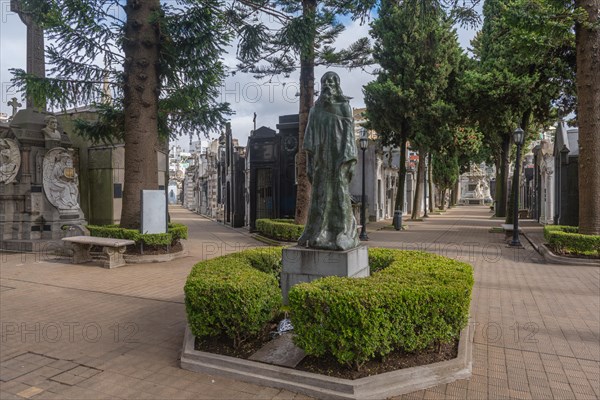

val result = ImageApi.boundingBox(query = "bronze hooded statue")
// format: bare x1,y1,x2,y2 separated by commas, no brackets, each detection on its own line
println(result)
298,71,359,251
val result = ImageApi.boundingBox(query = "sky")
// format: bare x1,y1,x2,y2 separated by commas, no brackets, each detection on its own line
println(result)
0,5,479,149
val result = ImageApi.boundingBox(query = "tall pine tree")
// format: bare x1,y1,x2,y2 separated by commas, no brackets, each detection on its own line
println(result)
11,0,231,228
465,0,575,219
364,0,463,219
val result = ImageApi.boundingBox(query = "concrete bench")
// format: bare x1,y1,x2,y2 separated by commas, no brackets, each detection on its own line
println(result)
500,224,522,241
62,236,135,268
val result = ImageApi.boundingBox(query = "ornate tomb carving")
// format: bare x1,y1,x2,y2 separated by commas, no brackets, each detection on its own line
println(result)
0,138,20,184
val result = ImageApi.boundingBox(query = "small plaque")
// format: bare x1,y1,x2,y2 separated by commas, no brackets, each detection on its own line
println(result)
248,334,305,368
141,190,167,234
113,183,122,198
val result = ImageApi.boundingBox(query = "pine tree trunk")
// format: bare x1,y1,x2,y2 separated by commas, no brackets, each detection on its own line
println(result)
451,178,459,206
294,0,316,225
428,155,434,213
394,132,407,212
411,152,425,219
440,188,446,210
120,0,161,229
576,0,600,235
495,134,511,218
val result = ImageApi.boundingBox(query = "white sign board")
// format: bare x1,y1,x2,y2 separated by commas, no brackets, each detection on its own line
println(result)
141,190,167,234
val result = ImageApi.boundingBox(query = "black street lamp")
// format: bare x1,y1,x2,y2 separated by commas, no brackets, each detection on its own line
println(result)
510,127,525,247
359,133,369,241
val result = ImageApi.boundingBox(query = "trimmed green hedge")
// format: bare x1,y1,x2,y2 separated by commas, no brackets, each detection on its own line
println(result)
256,219,304,242
183,246,474,368
544,225,600,256
184,247,283,347
289,250,474,369
87,223,188,247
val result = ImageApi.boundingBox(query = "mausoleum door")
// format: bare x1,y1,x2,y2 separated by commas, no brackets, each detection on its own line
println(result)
256,168,274,220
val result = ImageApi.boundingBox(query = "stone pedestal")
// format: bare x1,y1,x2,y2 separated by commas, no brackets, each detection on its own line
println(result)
281,245,369,303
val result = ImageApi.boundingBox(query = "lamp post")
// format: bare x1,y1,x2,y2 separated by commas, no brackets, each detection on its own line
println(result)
510,127,525,247
359,133,369,241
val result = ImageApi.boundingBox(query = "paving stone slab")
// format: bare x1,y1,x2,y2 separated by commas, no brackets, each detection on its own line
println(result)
16,386,44,398
32,367,63,379
12,353,57,367
68,365,101,379
47,360,78,371
0,367,31,382
0,360,41,382
49,371,88,386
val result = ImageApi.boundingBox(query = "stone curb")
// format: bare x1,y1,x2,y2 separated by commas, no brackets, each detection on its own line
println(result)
180,324,472,400
123,245,189,264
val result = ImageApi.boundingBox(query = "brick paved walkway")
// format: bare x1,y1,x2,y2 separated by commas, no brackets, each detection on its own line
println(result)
368,206,599,400
1,205,598,399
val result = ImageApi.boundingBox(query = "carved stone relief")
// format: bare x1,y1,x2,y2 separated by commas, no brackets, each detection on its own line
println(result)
0,138,21,184
42,147,81,213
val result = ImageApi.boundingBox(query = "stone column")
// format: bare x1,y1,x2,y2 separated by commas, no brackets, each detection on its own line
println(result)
11,0,46,110
546,170,554,225
540,169,547,223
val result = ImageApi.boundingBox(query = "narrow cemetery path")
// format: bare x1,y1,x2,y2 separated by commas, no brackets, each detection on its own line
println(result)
0,206,263,304
369,206,600,400
0,207,286,400
0,205,598,400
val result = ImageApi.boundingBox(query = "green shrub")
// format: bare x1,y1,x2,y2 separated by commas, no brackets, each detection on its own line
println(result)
544,225,579,235
367,248,398,272
256,219,304,242
168,223,189,241
289,250,474,369
184,246,474,368
87,223,188,247
184,247,283,347
229,246,283,277
544,225,600,256
87,225,140,241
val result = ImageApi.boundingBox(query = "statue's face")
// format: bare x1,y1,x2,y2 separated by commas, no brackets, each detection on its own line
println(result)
321,73,340,102
47,118,58,130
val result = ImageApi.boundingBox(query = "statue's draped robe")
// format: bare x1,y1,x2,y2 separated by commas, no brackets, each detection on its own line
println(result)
298,101,359,250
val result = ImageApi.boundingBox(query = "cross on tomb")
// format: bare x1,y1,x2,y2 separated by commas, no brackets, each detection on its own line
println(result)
7,97,22,117
10,0,46,110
